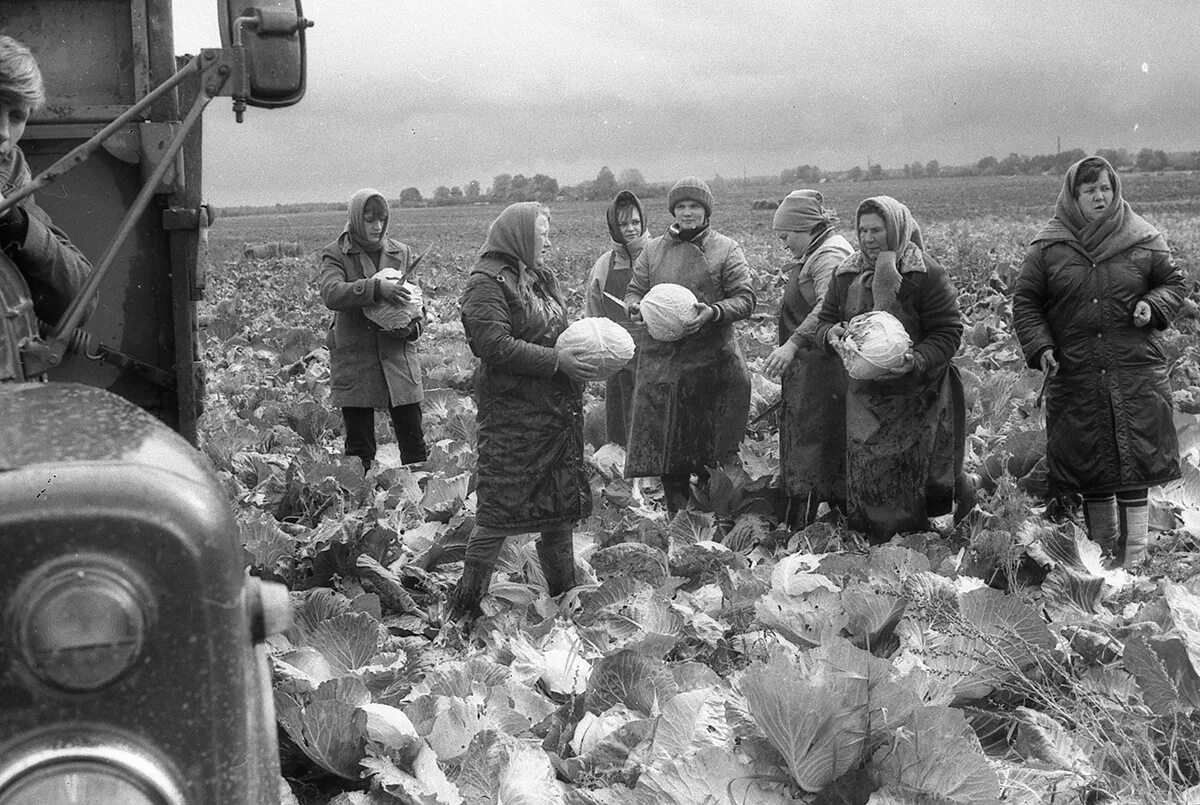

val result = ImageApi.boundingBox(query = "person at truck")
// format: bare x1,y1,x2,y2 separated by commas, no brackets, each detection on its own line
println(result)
761,190,854,528
449,201,597,625
623,176,756,517
318,188,427,471
814,196,966,543
0,34,95,357
583,189,649,446
1012,155,1185,568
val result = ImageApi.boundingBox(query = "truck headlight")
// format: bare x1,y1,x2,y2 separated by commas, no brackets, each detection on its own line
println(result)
0,743,186,805
8,557,151,692
0,761,159,805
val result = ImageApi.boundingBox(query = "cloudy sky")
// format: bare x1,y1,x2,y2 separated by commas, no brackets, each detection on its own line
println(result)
173,0,1199,206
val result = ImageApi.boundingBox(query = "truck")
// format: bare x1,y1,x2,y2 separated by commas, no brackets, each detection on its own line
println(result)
0,2,312,803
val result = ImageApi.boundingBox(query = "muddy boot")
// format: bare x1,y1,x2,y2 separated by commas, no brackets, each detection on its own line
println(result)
662,474,691,519
449,558,491,622
536,528,577,597
1118,496,1150,568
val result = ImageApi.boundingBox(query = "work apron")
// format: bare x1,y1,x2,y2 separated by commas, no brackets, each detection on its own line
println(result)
779,339,847,501
625,240,751,477
598,256,640,447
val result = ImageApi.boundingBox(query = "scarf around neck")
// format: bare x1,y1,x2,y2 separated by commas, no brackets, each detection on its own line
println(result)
0,147,31,197
842,195,926,312
342,188,389,253
668,221,709,243
1032,156,1165,263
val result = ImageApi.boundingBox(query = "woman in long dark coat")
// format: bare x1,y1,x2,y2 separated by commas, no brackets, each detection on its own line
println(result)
319,189,427,470
452,201,597,621
814,196,964,543
1013,155,1185,567
584,190,649,446
624,177,755,516
762,190,854,527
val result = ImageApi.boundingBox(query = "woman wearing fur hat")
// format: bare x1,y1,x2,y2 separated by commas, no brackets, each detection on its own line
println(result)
1013,156,1184,567
624,176,755,516
584,190,649,446
814,196,965,543
450,202,598,623
319,189,428,472
762,190,854,527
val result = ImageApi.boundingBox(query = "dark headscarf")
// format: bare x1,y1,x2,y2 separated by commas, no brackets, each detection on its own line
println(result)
342,188,388,252
1032,156,1166,263
605,190,649,262
840,195,925,312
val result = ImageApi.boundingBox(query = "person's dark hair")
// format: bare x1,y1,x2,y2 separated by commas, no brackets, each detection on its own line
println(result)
1073,158,1115,195
615,201,639,226
857,199,887,223
363,195,389,219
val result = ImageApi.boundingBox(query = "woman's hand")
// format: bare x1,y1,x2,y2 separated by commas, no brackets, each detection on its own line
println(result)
555,344,599,382
1039,349,1059,375
874,351,915,380
379,279,412,304
1133,300,1152,328
681,303,716,337
763,342,799,378
627,302,642,324
826,323,847,347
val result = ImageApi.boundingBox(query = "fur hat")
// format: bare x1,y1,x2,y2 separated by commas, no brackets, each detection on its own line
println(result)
668,176,715,217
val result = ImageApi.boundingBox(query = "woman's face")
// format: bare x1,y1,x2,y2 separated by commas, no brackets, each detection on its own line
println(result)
779,229,815,259
534,213,551,267
0,97,32,159
673,200,706,230
1075,174,1114,223
361,210,386,243
857,213,889,262
617,208,642,243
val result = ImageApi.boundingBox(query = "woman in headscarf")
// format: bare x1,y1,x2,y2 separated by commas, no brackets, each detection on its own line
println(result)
1013,155,1184,567
584,189,649,446
624,176,755,516
451,201,597,622
319,189,427,471
814,196,964,543
762,190,854,527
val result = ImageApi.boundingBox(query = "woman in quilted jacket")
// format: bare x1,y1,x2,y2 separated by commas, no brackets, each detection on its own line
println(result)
1013,156,1185,567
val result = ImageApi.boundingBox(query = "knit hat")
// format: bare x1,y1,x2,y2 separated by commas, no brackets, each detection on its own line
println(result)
773,189,836,232
668,176,715,217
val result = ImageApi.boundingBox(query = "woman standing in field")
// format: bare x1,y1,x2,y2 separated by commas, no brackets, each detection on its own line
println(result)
762,190,854,527
451,201,597,622
624,176,755,516
1012,155,1185,567
319,189,427,471
814,196,965,543
584,189,649,446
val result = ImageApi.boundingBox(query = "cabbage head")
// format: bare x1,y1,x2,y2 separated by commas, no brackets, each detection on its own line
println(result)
364,267,424,331
836,310,911,379
555,317,636,380
640,283,699,342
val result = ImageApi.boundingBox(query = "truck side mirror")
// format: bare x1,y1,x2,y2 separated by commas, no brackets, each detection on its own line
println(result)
218,0,312,108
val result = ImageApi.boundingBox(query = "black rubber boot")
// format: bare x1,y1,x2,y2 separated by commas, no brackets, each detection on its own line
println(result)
449,558,491,622
662,474,691,519
536,528,577,597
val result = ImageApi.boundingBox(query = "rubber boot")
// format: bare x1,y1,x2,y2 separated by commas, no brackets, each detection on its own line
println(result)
1119,500,1149,568
662,474,691,519
536,528,577,597
449,557,491,622
1082,494,1119,556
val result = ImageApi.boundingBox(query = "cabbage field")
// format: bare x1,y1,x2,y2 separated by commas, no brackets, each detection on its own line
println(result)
199,173,1200,805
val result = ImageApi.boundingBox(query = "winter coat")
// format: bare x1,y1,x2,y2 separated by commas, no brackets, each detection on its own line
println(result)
777,230,855,500
1012,236,1184,494
318,234,423,408
815,242,964,542
461,214,591,530
624,226,755,476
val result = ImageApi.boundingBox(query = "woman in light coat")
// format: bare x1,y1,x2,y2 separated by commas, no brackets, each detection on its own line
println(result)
319,189,427,471
1013,155,1185,567
625,177,755,516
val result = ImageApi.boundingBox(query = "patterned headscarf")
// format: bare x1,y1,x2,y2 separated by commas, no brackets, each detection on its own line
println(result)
842,195,925,313
1032,156,1166,262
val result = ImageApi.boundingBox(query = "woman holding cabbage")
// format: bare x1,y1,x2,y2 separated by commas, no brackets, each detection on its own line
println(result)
814,196,965,543
449,201,598,624
319,188,427,472
624,176,755,517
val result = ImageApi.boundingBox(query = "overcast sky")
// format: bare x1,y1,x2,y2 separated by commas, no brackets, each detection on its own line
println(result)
173,0,1200,206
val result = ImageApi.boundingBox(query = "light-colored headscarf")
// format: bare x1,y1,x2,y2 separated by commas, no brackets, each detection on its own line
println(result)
841,195,925,313
478,201,560,303
1032,156,1167,263
342,188,388,252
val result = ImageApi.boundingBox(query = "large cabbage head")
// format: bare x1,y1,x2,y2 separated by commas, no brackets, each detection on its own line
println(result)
556,317,635,380
640,283,699,341
363,267,424,331
837,310,912,379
